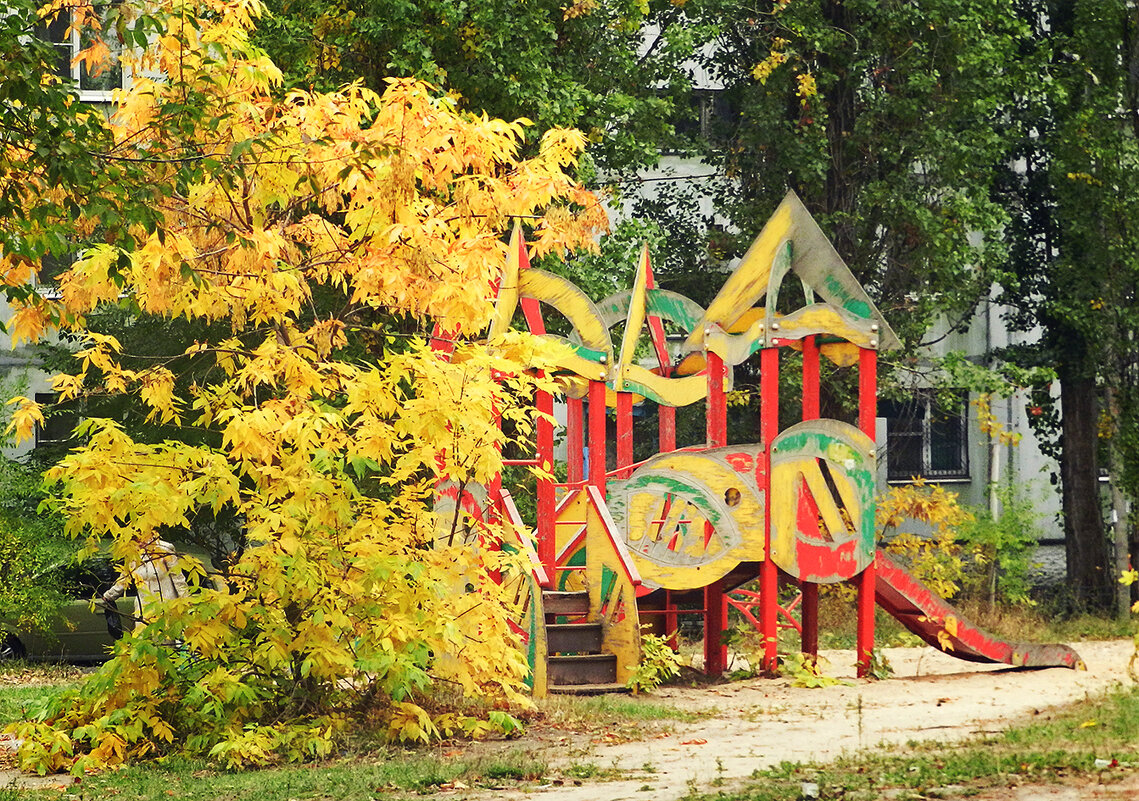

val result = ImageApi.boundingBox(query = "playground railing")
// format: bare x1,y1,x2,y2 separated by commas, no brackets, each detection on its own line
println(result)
492,487,549,588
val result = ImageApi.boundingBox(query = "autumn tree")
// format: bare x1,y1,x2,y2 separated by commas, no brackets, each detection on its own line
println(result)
253,0,703,174
996,0,1139,612
3,0,605,772
660,0,1033,345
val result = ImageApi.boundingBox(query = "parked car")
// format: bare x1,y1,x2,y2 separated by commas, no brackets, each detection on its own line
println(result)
0,555,139,663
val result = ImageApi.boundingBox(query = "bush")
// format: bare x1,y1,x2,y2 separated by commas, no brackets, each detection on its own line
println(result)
957,482,1041,607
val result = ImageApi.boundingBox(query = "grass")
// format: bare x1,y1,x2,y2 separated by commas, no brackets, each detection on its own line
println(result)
684,685,1139,801
0,662,83,727
38,749,547,800
0,670,704,800
2,629,1136,800
0,685,63,728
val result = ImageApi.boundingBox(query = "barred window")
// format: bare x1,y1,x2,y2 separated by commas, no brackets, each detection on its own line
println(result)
881,390,969,482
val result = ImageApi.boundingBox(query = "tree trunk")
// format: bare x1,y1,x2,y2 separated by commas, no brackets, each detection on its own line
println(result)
1059,374,1112,609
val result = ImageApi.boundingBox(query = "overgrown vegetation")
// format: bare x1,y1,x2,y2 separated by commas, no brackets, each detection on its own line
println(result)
2,0,605,775
626,630,682,694
0,374,72,639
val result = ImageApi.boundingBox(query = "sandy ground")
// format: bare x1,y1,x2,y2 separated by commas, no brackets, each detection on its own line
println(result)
0,641,1135,798
470,639,1137,801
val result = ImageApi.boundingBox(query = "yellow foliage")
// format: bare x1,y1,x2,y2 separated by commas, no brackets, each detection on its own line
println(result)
877,482,975,599
973,393,1021,447
795,72,817,103
5,0,604,774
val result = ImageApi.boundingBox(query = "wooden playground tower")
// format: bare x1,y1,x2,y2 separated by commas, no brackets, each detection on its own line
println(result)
437,191,1082,694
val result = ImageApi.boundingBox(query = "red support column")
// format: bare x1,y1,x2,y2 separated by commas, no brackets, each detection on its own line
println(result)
856,346,878,677
616,391,634,478
704,578,726,676
487,403,503,501
536,388,555,582
760,345,780,674
802,335,820,421
588,379,607,497
800,335,820,658
665,590,678,649
659,404,676,454
704,350,729,675
706,351,727,447
858,347,877,439
800,583,819,660
566,397,584,484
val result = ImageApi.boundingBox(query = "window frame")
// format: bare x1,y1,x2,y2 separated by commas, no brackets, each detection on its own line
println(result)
38,1,128,103
882,389,970,484
33,392,79,448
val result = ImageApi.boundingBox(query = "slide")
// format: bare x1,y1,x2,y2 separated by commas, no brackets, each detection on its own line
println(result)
875,549,1084,670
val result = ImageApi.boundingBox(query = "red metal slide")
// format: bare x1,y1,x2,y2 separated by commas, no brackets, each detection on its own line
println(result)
875,549,1084,669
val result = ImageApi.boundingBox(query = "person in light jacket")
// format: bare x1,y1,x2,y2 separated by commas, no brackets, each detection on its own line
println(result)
102,538,189,626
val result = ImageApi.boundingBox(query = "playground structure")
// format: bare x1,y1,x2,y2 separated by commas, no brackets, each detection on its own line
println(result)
436,190,1083,695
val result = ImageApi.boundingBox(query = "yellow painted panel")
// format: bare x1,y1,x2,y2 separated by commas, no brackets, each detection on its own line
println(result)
488,223,524,339
553,351,610,382
775,191,901,350
683,202,792,352
820,342,861,367
773,304,878,348
615,246,651,392
555,375,644,406
582,486,642,685
768,463,801,576
705,319,765,365
620,364,718,407
798,460,851,539
608,446,767,590
519,269,613,358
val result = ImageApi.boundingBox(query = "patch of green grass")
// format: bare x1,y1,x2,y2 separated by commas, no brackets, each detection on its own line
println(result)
0,683,68,726
689,686,1139,801
0,666,79,727
71,748,546,801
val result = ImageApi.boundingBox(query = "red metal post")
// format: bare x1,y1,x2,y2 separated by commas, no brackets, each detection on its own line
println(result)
856,346,878,677
800,582,819,660
800,334,820,657
760,345,780,674
704,579,726,676
703,350,729,675
566,397,584,484
536,388,555,582
859,347,877,439
588,379,607,497
802,335,820,421
659,404,676,454
616,391,634,479
706,351,727,447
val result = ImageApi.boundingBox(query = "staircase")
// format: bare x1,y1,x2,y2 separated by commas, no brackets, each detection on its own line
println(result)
543,590,628,695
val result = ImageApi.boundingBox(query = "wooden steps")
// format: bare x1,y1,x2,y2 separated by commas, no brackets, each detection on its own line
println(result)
543,590,628,695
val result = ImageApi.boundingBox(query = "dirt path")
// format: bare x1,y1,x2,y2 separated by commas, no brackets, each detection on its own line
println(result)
472,639,1135,801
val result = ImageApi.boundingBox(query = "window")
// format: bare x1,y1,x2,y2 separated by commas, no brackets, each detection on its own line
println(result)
34,393,79,447
881,390,969,482
36,251,74,299
37,2,125,101
670,89,738,148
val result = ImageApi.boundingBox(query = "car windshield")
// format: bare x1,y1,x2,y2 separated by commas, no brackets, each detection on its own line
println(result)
43,557,122,600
